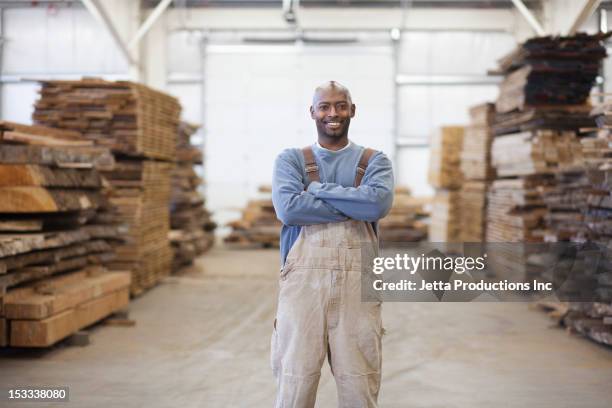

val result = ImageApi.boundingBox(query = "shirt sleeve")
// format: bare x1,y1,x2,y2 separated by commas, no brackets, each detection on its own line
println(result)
306,151,394,222
272,149,348,226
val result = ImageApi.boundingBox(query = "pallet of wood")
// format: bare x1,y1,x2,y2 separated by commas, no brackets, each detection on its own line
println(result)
429,189,462,243
496,34,609,113
378,187,429,243
3,267,130,347
225,186,281,248
428,126,464,189
169,122,216,272
34,78,181,161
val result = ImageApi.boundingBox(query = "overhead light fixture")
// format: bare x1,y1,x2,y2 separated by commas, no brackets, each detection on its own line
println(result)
283,0,299,24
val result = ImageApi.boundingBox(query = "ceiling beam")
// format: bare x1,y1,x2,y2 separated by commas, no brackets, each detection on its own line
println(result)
129,0,174,51
568,0,602,35
510,0,545,36
80,0,137,66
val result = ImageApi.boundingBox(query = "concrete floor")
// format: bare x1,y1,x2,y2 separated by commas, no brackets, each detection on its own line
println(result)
1,247,611,408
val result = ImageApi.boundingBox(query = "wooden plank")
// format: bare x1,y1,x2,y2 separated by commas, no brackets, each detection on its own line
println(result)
0,187,101,213
0,256,90,290
0,145,114,171
0,220,42,232
0,229,90,258
0,165,101,188
2,130,94,147
10,288,129,347
4,271,130,319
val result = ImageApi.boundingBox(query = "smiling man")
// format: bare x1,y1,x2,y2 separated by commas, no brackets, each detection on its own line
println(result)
271,81,394,408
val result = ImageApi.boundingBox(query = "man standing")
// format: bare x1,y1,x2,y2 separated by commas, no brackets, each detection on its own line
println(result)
271,81,394,408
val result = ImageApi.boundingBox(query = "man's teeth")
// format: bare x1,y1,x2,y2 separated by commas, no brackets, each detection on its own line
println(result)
327,122,340,126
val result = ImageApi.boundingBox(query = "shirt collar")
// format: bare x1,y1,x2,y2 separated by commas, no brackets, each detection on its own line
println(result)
315,140,352,152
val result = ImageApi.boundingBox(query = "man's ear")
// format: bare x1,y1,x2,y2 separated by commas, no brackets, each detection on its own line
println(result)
309,106,316,119
350,104,356,118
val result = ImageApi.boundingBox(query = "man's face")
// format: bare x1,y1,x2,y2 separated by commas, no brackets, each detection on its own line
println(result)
310,88,355,139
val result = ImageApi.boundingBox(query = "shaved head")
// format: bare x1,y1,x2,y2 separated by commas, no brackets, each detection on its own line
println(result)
310,81,355,145
312,81,352,105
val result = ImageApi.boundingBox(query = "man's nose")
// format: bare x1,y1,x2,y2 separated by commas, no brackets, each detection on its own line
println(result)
327,106,338,117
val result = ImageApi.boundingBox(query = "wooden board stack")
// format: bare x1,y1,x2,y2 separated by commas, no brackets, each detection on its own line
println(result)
429,189,462,243
378,187,429,243
33,79,181,296
460,103,495,242
169,122,216,272
428,126,464,242
496,34,608,114
428,126,464,189
551,101,612,347
486,34,607,284
0,121,130,347
225,186,281,248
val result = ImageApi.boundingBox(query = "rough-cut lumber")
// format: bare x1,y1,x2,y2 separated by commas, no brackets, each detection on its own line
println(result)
4,270,130,319
34,79,181,161
225,187,281,248
0,187,101,213
378,187,429,243
428,126,464,189
429,189,462,243
0,164,101,188
0,145,114,170
0,230,91,258
495,34,609,113
491,130,582,177
169,122,215,272
460,181,488,242
10,288,129,347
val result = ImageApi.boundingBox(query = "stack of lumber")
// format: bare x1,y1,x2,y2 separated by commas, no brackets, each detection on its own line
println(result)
552,101,612,347
491,130,582,177
103,161,173,294
460,181,488,242
564,303,612,347
428,126,464,189
459,103,496,242
428,126,464,243
461,103,495,181
486,34,607,284
169,122,216,272
0,121,130,348
33,78,181,296
3,267,129,347
224,186,281,248
429,189,462,243
378,187,429,243
496,34,608,113
34,78,180,161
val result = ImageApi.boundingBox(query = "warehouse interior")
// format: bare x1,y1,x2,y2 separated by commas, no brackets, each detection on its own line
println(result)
0,0,612,407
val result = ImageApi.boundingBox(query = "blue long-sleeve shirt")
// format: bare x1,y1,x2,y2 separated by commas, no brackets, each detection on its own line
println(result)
272,141,394,266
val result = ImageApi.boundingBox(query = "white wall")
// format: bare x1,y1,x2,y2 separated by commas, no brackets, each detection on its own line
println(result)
396,30,515,196
0,5,131,123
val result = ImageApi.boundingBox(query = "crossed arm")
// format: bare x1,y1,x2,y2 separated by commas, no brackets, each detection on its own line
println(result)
272,149,394,226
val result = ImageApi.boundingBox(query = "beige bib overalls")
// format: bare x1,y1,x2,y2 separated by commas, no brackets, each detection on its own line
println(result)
271,147,383,408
